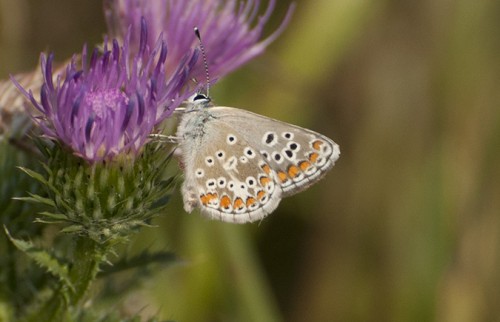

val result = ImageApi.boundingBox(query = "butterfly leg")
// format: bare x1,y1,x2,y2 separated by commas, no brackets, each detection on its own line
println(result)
149,134,181,143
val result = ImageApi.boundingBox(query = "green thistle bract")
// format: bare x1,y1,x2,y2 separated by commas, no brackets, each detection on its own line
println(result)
21,140,174,243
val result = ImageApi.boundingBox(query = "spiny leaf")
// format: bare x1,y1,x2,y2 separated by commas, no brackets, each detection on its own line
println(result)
4,227,75,291
59,225,85,234
17,166,48,185
33,218,65,225
18,165,63,202
37,211,68,220
14,192,55,207
33,211,70,224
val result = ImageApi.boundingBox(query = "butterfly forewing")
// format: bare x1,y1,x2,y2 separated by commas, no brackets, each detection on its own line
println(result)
207,107,340,197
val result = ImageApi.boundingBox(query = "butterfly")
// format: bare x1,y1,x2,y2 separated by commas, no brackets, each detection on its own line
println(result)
174,93,340,223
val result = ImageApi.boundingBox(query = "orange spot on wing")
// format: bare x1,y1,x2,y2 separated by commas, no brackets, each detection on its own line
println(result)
299,160,312,171
246,197,256,207
257,190,266,200
220,195,231,209
201,193,218,206
308,152,319,163
287,165,300,178
261,163,271,175
312,140,324,151
206,192,218,203
259,176,272,186
277,171,289,183
233,197,244,209
200,194,209,206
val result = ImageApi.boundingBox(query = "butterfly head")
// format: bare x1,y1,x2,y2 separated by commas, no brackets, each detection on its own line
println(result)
184,28,215,113
185,92,212,112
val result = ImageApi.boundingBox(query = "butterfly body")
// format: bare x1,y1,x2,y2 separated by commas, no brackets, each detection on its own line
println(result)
176,96,340,223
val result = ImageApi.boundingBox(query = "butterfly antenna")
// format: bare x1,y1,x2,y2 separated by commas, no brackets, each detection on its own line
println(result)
194,27,210,98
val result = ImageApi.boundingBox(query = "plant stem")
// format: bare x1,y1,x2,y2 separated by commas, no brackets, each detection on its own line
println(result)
68,237,106,306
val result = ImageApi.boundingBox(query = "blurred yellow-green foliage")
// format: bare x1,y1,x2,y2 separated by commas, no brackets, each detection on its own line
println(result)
1,0,500,321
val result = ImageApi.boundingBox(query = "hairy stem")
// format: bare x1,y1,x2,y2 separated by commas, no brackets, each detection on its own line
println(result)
68,237,106,306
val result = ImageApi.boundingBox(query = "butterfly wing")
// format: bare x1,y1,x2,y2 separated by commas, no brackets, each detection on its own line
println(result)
207,106,340,197
178,117,282,223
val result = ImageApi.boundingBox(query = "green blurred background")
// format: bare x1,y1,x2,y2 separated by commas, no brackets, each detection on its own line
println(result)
1,1,500,321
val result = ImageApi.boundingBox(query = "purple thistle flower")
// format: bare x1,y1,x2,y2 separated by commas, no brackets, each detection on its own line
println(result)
104,0,295,84
12,19,197,163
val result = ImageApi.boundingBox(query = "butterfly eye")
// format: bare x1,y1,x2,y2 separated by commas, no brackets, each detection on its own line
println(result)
193,93,210,102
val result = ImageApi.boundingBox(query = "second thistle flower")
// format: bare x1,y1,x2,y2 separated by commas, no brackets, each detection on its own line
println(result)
104,0,295,85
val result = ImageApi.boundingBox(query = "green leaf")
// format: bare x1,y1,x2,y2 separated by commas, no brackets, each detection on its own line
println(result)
33,219,64,225
19,165,64,201
37,211,68,220
14,193,56,207
59,225,85,234
17,167,48,185
4,227,74,291
33,211,69,224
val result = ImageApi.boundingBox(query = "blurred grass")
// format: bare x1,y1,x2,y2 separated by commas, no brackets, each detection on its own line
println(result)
1,0,500,321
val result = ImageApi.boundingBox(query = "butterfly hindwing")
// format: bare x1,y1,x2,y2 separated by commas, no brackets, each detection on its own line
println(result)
178,119,282,223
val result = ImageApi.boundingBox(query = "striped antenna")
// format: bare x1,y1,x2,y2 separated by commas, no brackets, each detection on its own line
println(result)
194,27,210,98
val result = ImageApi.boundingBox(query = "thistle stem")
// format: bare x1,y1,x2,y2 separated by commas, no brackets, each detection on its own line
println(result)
68,237,106,306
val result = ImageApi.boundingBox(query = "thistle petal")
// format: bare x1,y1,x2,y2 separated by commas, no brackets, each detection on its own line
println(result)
12,20,194,163
104,0,294,87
